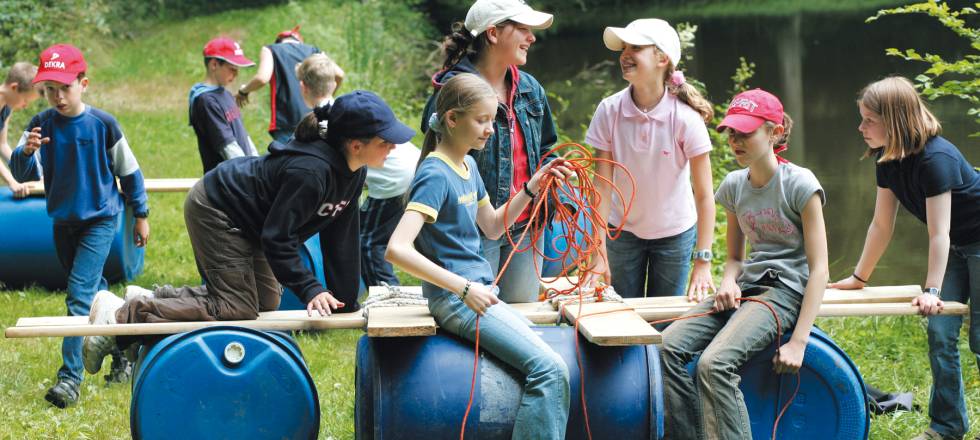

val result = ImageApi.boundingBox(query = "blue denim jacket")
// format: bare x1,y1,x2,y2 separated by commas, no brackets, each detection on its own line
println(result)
422,57,559,209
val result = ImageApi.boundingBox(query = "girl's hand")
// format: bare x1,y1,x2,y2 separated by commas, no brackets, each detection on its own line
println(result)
827,275,865,290
463,283,499,316
912,293,944,316
528,159,574,193
687,261,715,303
773,339,806,374
712,278,741,312
307,291,345,317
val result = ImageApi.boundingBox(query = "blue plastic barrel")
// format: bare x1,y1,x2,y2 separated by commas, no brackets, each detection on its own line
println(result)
130,326,319,440
688,327,869,439
355,326,664,439
0,188,143,289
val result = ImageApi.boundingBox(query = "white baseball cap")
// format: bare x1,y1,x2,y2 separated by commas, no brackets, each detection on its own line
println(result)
464,0,554,37
603,18,681,67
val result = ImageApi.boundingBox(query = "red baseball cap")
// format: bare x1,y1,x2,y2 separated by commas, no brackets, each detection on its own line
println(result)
33,44,87,85
276,25,303,43
716,88,784,133
203,38,255,67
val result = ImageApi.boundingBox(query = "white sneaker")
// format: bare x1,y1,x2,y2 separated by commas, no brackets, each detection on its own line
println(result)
83,291,124,374
124,285,155,302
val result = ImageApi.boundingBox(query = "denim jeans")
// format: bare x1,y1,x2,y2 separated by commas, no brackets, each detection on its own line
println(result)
927,241,980,438
360,195,403,287
427,292,570,439
607,225,697,298
53,216,118,384
660,281,803,440
482,232,545,303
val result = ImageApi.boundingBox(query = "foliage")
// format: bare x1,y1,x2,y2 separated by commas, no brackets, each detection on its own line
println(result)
868,1,980,135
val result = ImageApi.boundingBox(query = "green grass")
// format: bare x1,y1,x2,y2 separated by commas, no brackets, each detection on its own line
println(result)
2,1,979,439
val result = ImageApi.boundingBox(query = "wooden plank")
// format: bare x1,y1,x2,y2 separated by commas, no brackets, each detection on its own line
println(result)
366,306,436,337
633,301,970,322
539,276,579,296
822,286,921,304
561,301,661,345
508,302,560,325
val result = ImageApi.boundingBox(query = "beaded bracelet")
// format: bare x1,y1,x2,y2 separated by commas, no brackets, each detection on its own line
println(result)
460,280,472,300
522,181,536,198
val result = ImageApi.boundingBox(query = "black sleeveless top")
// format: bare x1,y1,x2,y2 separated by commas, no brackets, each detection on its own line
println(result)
266,42,320,135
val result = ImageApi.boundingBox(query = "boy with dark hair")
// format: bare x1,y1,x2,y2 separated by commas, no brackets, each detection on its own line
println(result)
0,61,41,197
10,44,150,408
189,37,258,174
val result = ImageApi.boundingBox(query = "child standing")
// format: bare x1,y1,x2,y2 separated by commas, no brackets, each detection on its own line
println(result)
829,76,980,440
422,0,559,303
1,62,41,198
659,89,828,440
387,73,572,439
83,90,413,373
586,18,716,300
9,44,150,408
237,26,326,143
189,37,258,174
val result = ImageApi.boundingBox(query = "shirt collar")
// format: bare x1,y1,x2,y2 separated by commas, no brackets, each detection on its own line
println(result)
621,86,672,121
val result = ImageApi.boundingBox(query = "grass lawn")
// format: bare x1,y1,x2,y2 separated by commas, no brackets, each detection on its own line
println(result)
1,1,978,439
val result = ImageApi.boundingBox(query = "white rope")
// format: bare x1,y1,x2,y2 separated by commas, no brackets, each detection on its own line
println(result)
361,282,428,316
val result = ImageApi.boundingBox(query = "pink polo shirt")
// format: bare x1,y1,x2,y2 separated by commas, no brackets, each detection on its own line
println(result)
585,87,712,239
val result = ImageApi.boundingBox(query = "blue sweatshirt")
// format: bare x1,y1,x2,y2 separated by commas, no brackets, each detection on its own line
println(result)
10,105,148,222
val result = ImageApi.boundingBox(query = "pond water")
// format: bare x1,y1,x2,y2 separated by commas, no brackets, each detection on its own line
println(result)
524,7,978,286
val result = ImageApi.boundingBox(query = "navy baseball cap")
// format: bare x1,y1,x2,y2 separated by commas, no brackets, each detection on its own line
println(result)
329,90,415,144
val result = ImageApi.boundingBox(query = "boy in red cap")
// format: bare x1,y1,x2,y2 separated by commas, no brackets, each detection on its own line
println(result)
9,43,150,408
236,25,326,143
189,37,258,173
0,61,41,198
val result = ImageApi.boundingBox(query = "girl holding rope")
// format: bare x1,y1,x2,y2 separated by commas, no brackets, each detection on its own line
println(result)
421,0,560,303
830,77,980,440
585,18,716,300
659,89,828,440
386,73,573,439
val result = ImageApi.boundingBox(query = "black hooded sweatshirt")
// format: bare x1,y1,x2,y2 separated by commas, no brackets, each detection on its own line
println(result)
203,138,364,311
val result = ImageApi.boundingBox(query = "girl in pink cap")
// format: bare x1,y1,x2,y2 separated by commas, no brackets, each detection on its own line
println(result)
586,18,716,301
659,89,829,440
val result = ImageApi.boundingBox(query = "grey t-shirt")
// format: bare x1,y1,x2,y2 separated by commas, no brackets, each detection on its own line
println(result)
715,162,825,295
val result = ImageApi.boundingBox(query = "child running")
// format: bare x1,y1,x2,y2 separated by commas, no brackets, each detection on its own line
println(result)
0,62,41,198
829,76,980,440
586,18,716,300
659,89,828,440
82,90,413,375
386,73,572,439
9,44,150,408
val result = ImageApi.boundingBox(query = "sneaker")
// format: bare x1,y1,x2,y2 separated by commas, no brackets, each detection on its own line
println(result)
124,284,155,302
911,428,962,440
104,348,133,385
83,291,124,374
44,379,79,408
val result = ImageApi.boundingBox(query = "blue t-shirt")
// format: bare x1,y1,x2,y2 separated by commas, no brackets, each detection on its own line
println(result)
10,105,148,222
406,152,493,297
875,136,980,246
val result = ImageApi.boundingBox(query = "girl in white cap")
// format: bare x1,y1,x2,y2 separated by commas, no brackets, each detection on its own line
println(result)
586,19,716,301
421,0,559,303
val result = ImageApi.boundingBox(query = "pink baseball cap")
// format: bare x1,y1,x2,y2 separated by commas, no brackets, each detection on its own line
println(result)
203,38,255,67
716,88,784,133
276,25,303,43
33,44,87,85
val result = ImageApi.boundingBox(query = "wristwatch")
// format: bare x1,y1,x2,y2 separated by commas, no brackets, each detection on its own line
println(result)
237,85,249,96
922,287,940,296
692,249,713,262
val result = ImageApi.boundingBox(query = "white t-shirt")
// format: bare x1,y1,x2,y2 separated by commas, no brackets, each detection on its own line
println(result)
585,87,712,239
365,142,421,199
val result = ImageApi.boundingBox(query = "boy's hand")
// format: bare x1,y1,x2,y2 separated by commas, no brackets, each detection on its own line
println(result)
307,291,345,317
712,278,741,312
463,283,500,316
23,127,50,156
134,218,150,247
235,90,250,107
912,293,944,316
773,339,806,374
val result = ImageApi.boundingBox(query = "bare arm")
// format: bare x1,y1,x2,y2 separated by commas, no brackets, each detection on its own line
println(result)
829,187,899,289
688,152,716,300
911,191,952,315
237,47,274,106
713,209,745,312
774,193,829,374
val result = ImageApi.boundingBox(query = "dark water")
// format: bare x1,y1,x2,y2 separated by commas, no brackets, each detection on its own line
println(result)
525,8,978,285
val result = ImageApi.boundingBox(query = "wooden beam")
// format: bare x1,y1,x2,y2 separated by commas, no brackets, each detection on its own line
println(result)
366,306,436,337
561,301,661,345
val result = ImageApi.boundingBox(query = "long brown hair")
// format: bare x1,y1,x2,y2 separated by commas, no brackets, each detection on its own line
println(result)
858,76,941,162
657,47,713,123
417,73,496,170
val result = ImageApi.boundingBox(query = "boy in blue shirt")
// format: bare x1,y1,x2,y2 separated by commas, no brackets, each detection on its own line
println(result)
9,44,150,408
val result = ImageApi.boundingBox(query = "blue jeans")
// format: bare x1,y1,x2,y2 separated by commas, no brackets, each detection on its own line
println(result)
360,195,403,286
482,232,545,303
607,225,696,298
427,292,570,439
927,241,980,438
53,216,118,384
